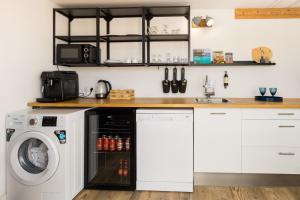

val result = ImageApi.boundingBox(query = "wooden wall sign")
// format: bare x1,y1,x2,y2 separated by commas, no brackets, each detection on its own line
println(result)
235,8,300,19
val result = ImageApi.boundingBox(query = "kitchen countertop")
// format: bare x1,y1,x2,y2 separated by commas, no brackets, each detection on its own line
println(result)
27,98,300,109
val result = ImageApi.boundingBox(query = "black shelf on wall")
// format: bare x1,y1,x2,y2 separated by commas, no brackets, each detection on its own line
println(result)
57,61,275,67
53,6,191,67
190,61,276,66
53,7,276,68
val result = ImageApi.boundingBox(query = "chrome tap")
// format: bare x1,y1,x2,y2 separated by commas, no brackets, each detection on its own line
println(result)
203,75,215,98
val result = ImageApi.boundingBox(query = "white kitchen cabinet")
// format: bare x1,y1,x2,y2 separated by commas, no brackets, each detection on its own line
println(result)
242,146,300,174
242,120,300,147
242,109,300,174
136,109,193,192
194,109,242,173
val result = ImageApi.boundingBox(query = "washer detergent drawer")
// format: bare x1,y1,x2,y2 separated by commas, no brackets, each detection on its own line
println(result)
136,110,193,192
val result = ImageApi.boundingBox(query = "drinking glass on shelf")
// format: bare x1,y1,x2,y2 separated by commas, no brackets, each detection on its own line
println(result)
173,56,178,63
166,53,171,63
157,54,162,63
151,54,157,63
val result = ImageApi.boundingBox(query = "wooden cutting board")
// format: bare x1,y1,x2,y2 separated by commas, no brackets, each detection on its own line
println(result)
252,47,273,63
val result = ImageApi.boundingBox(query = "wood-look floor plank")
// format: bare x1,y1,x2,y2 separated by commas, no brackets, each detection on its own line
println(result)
190,186,236,200
230,186,266,200
74,189,133,200
133,191,190,200
260,187,297,200
286,187,300,200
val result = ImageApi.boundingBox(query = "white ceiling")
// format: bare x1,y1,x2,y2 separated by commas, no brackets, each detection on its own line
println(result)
50,0,300,9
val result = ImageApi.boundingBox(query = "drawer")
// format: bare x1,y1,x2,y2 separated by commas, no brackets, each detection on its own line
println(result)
242,109,300,120
242,120,300,147
242,146,300,174
195,109,241,120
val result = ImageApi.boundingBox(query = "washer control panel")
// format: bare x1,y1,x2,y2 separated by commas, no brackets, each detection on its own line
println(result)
27,115,64,128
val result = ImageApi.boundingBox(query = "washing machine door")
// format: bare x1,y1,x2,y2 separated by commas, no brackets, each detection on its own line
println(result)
8,131,60,186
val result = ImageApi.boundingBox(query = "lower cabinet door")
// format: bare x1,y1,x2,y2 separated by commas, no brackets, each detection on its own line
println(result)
242,146,300,174
194,109,242,173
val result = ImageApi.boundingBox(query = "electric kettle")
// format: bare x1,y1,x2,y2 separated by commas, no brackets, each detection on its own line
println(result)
95,80,112,99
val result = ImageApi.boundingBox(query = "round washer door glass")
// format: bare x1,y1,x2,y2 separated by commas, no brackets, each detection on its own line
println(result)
18,138,49,174
8,131,59,186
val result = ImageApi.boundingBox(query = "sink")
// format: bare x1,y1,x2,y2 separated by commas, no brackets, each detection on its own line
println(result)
195,98,229,104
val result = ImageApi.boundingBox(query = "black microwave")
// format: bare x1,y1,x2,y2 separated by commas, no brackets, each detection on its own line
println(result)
56,44,99,64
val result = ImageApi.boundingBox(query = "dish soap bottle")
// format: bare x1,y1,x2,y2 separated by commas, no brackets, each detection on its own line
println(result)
224,71,229,89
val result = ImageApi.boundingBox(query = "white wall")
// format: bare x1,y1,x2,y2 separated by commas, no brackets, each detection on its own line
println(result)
0,0,55,198
68,9,300,98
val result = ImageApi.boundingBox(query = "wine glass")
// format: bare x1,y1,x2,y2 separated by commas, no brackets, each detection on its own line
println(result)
259,87,266,96
269,88,277,96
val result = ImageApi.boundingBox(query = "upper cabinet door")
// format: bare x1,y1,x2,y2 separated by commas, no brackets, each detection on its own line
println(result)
194,108,242,173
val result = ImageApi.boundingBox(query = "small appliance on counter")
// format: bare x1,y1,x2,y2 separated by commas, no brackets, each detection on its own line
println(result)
36,71,79,102
95,80,112,99
56,44,99,65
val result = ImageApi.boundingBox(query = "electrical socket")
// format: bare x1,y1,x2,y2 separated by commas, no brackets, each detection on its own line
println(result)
82,86,94,97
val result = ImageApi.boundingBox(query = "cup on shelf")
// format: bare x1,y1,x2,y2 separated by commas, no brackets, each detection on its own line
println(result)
269,87,277,96
259,87,267,96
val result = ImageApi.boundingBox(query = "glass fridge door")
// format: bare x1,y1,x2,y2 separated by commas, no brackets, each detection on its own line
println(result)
85,109,136,190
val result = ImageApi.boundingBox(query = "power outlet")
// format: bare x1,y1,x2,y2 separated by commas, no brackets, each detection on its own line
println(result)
81,86,94,97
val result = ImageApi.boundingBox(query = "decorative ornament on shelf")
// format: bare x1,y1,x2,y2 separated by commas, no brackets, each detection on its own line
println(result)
252,46,273,63
192,16,214,28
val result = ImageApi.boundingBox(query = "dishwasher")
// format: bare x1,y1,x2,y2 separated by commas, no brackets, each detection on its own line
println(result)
136,109,193,192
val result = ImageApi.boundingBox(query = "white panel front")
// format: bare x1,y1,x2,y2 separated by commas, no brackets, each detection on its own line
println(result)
242,146,300,174
194,109,242,173
136,112,193,190
242,120,300,147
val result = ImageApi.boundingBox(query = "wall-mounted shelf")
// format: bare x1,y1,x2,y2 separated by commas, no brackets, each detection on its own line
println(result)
57,61,274,67
190,61,276,66
53,6,191,67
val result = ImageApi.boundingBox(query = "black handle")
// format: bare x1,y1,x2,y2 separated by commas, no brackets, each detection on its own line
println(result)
164,68,169,80
105,80,112,95
181,67,185,81
173,67,177,81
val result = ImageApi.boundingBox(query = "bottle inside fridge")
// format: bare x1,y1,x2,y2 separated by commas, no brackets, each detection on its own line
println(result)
85,108,136,190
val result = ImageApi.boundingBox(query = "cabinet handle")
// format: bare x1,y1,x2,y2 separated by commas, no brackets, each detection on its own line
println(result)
278,152,295,156
210,113,226,115
278,113,295,116
278,125,296,128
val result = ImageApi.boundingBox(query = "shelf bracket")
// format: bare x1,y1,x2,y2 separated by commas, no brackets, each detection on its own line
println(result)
184,14,189,20
145,15,153,21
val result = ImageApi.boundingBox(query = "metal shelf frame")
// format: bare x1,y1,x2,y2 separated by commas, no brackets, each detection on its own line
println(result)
53,6,191,67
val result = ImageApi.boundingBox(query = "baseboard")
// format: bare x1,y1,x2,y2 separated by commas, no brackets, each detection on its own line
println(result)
194,173,300,186
0,194,6,200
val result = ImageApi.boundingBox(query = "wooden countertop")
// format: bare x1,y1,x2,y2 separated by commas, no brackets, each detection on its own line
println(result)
27,98,300,109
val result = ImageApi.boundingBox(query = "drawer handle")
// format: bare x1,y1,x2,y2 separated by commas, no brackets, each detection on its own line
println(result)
210,113,226,115
278,113,295,116
278,152,295,156
278,125,296,128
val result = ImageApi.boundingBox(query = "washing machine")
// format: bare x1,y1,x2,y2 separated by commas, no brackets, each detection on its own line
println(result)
5,108,88,200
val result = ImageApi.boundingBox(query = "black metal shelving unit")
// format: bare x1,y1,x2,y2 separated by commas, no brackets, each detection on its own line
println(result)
53,6,191,67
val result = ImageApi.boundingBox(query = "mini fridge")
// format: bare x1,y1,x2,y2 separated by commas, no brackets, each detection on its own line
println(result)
84,108,136,190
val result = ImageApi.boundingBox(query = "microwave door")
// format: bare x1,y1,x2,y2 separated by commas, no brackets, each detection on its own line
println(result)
57,44,83,64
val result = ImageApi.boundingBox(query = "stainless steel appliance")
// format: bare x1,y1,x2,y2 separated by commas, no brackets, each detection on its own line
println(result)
95,80,112,99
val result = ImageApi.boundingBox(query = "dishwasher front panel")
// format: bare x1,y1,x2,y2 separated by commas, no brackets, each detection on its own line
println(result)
136,110,193,192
